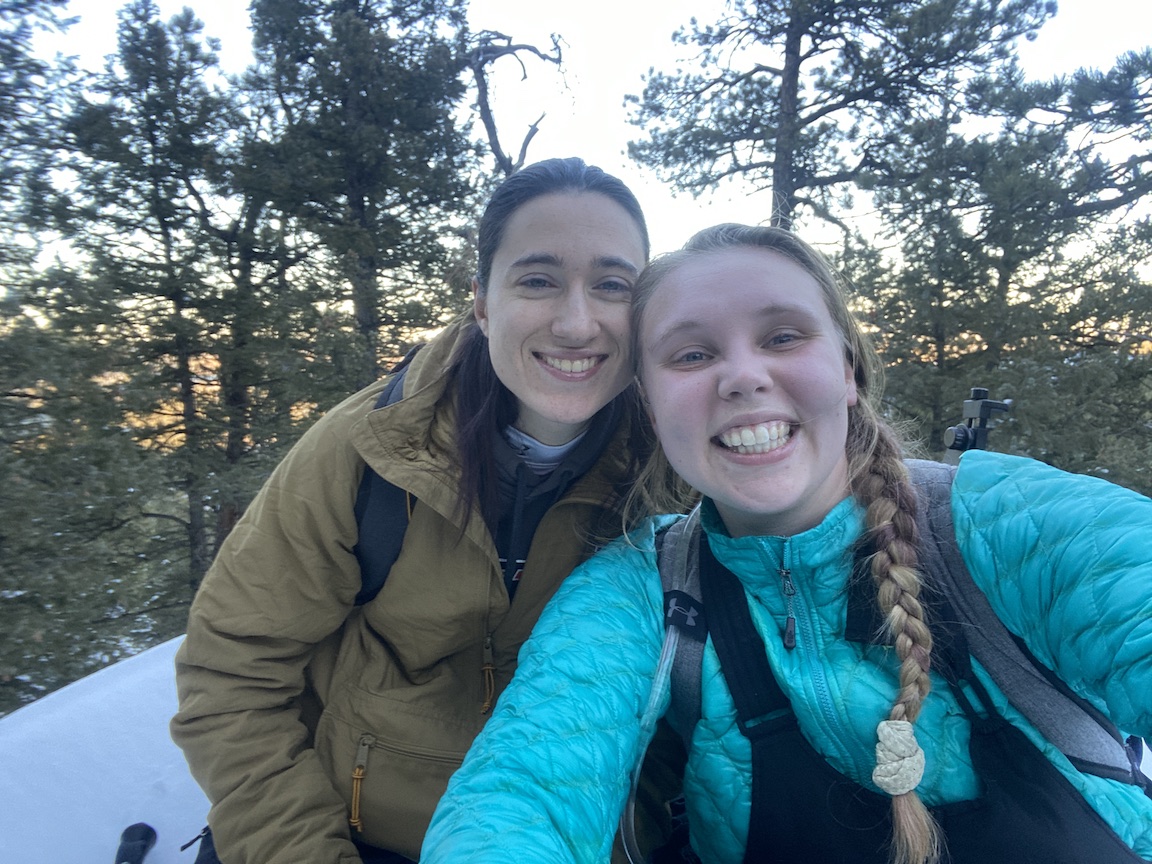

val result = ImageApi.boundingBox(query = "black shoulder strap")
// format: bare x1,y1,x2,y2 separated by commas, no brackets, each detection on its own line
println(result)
697,535,793,864
905,459,1142,784
658,460,1146,789
351,346,422,605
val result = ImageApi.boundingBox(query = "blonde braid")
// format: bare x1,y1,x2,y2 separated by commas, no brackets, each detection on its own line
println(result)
853,423,942,864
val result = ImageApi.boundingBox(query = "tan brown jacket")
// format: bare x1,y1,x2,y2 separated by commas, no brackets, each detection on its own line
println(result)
172,319,637,863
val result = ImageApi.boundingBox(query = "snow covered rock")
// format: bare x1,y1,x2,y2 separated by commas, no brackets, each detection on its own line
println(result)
0,637,209,863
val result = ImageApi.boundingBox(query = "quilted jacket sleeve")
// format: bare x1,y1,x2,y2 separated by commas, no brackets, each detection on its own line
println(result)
952,451,1152,738
171,393,369,864
420,524,670,864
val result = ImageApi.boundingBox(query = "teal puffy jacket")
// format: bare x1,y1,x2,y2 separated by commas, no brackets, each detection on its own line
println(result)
421,452,1152,863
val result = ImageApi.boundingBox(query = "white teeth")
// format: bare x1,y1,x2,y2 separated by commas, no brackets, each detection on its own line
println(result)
544,356,597,373
719,421,791,454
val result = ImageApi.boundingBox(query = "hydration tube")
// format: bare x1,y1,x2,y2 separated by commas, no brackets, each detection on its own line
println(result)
620,622,681,864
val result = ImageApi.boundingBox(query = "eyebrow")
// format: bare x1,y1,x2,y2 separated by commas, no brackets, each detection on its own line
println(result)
647,303,818,346
509,253,640,275
510,253,563,269
595,255,641,276
647,318,704,349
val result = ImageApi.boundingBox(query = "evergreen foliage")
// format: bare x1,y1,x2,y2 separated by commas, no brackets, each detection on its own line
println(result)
0,0,497,715
845,50,1152,488
628,0,1059,228
245,0,480,385
1,0,1150,716
629,0,1152,486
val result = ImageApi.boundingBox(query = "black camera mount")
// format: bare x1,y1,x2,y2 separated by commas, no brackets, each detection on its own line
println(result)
943,387,1012,464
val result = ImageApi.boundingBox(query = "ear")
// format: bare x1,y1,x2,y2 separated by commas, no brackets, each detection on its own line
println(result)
844,361,858,408
472,277,489,337
636,378,656,427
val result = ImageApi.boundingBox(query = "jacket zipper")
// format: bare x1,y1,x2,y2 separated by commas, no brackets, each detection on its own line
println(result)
767,538,797,650
348,733,375,833
787,547,872,781
481,633,496,714
780,567,797,650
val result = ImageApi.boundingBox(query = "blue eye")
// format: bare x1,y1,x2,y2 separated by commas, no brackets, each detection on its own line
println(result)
597,278,634,295
768,330,801,347
674,349,710,365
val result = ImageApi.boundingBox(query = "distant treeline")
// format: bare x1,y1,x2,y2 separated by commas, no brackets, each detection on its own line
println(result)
2,0,1149,715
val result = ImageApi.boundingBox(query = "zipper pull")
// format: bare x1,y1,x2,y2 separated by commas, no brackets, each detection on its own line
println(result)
481,634,496,714
349,733,375,832
780,568,797,650
179,827,209,852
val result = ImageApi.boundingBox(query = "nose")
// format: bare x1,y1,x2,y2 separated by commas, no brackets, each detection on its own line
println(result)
717,350,774,400
551,287,600,343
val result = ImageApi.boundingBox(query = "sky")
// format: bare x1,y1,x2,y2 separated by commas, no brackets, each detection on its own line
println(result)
37,0,1152,255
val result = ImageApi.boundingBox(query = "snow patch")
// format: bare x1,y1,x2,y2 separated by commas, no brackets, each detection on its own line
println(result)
0,636,1148,862
0,637,209,863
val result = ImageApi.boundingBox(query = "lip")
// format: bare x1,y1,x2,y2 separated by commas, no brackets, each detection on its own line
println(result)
714,412,796,438
712,414,796,456
534,351,608,377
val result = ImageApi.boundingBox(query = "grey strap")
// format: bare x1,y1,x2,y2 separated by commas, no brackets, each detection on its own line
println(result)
906,459,1135,780
658,461,1136,782
659,506,704,743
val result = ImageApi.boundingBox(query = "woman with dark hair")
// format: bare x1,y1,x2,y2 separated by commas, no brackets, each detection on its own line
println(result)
171,157,652,864
420,224,1152,864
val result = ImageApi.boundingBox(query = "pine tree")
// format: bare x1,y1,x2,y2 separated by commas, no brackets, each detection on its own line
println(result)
2,0,522,714
245,0,480,384
628,0,1056,228
848,74,1152,493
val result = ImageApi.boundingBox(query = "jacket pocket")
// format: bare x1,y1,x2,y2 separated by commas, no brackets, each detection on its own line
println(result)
315,688,472,860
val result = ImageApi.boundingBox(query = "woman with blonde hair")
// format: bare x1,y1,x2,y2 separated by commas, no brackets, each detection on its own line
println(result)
419,223,1152,864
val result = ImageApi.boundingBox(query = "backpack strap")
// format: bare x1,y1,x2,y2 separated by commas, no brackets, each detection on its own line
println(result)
657,460,1146,789
697,535,792,864
658,506,704,742
622,507,704,864
905,458,1142,784
351,346,423,605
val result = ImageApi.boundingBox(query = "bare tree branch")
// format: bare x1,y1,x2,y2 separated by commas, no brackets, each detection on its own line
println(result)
466,31,562,177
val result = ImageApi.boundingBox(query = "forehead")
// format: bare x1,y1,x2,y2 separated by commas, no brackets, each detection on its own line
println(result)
642,246,830,334
493,192,646,267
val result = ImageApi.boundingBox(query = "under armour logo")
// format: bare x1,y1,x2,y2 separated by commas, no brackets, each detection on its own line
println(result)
665,590,706,640
667,597,698,626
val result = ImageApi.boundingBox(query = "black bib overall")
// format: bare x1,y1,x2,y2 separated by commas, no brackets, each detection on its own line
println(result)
697,537,1149,864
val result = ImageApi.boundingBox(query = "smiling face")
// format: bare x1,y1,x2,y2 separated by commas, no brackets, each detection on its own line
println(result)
475,192,646,445
639,246,858,537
